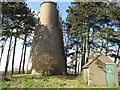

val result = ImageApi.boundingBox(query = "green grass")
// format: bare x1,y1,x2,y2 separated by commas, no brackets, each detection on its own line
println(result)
1,74,120,88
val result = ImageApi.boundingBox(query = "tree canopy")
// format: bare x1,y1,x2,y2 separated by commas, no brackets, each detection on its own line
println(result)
65,2,120,71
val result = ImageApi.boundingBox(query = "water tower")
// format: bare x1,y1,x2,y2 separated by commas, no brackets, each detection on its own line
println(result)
26,1,66,75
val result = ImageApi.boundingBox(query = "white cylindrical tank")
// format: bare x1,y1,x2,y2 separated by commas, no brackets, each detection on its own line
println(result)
40,2,58,26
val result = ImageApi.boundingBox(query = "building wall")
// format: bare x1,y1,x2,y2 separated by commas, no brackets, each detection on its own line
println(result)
113,64,119,86
88,59,119,86
98,54,119,86
98,55,114,63
83,69,90,85
26,2,66,75
40,2,58,26
89,60,107,86
83,54,119,86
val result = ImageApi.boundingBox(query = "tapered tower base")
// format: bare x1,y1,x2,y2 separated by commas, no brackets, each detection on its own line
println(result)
26,25,66,75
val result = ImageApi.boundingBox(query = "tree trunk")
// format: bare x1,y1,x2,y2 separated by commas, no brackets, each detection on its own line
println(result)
64,34,69,75
0,45,4,65
74,45,78,75
81,38,86,70
4,36,12,75
100,40,104,52
86,27,90,63
105,35,109,56
77,61,80,75
22,35,27,74
114,45,120,63
74,60,77,75
0,37,8,65
11,35,17,74
18,37,25,74
80,38,83,70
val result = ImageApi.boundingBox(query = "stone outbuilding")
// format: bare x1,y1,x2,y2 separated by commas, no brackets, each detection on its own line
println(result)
82,54,119,86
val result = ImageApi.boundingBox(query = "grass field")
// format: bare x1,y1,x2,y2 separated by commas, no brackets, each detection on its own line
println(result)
1,74,120,88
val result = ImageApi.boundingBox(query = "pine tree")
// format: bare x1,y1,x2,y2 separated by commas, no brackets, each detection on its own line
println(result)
65,2,120,71
2,1,37,74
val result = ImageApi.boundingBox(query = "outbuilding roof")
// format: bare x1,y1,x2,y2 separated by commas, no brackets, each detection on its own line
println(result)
82,53,115,69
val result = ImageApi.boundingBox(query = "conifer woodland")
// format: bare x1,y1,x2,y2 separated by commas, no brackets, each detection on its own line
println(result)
0,1,120,75
1,1,37,74
64,2,120,73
